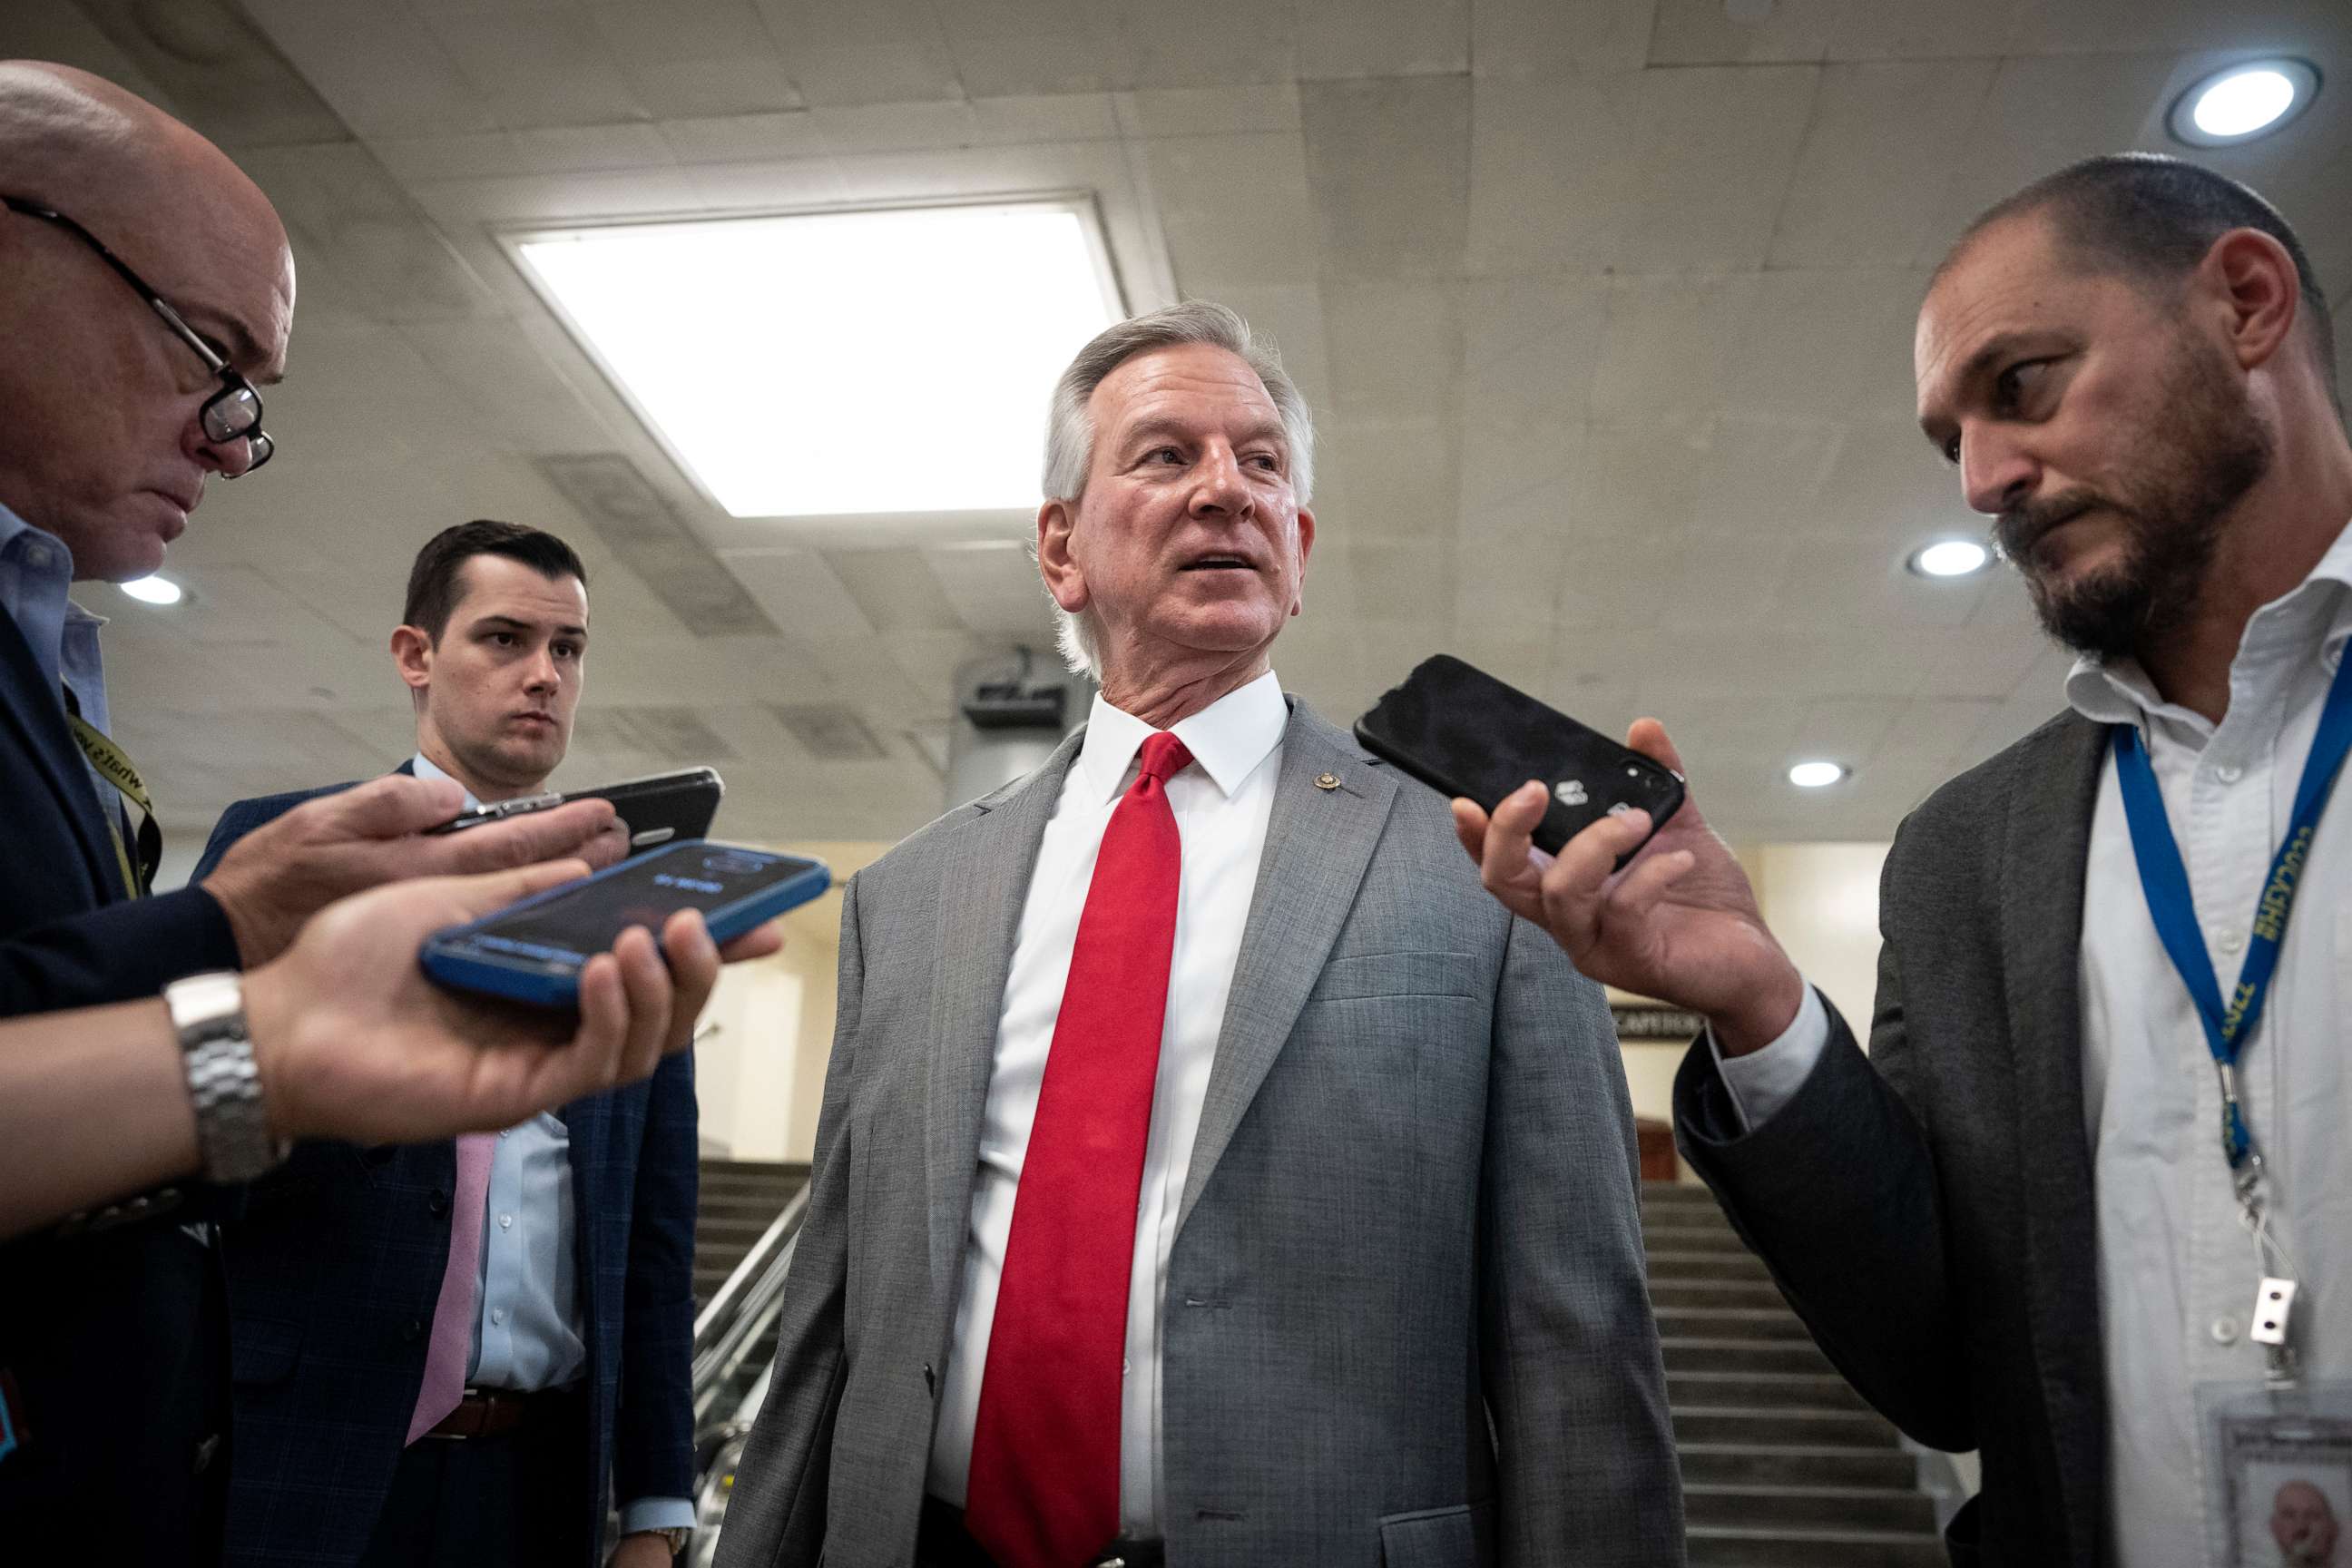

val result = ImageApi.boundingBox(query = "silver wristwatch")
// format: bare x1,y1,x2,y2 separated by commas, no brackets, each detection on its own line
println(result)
165,971,290,1183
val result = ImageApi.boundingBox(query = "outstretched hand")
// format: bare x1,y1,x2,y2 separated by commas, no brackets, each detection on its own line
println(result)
1451,718,1806,1054
242,860,781,1144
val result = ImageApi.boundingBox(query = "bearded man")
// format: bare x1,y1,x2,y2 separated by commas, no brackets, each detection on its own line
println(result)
1455,153,2352,1566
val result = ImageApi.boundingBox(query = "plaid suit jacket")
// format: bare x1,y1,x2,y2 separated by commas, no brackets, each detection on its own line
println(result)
192,777,698,1567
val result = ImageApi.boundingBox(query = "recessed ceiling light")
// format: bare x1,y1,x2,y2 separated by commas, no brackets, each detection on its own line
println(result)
120,574,182,605
1788,760,1846,789
513,200,1123,519
2169,59,2318,147
1908,538,1992,578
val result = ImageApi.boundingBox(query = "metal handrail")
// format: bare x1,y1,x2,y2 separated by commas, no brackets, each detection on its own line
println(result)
692,1184,808,1355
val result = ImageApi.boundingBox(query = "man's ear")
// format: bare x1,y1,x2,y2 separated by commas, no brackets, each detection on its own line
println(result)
389,624,435,696
1036,497,1089,614
2206,227,2303,375
1289,504,1316,616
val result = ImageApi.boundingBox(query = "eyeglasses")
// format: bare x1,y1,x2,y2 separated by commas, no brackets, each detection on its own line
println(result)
2,194,274,474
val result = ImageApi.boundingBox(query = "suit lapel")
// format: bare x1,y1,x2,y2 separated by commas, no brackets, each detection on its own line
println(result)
1996,711,2109,1558
924,732,1084,1322
0,605,119,901
1177,704,1397,1230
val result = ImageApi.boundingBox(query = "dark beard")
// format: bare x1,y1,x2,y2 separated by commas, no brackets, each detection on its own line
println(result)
1994,341,2272,662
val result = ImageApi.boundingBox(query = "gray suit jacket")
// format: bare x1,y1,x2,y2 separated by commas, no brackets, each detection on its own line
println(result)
717,700,1682,1567
1675,710,2110,1568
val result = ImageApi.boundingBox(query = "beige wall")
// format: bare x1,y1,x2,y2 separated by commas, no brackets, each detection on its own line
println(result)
694,838,1895,1167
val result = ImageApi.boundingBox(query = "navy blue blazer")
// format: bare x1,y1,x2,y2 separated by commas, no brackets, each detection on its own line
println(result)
0,603,246,1563
194,779,699,1568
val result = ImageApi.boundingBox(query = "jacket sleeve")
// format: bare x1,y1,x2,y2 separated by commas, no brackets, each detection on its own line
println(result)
614,1046,701,1507
711,874,864,1568
1672,829,1974,1451
0,884,240,1016
1480,909,1686,1567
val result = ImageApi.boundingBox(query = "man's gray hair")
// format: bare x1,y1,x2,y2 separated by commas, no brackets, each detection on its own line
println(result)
1039,299,1317,676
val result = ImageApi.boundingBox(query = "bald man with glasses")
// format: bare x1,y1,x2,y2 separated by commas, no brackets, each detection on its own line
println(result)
0,61,633,1563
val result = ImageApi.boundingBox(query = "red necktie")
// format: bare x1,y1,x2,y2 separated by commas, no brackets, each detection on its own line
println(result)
965,731,1193,1567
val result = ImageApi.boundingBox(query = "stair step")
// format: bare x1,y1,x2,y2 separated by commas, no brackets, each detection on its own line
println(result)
1678,1444,1918,1491
1641,1223,1749,1252
1684,1483,1938,1533
1686,1523,1945,1567
1654,1307,1815,1342
1674,1406,1898,1449
1670,1370,1871,1412
1661,1338,1833,1376
1645,1250,1773,1282
1651,1278,1788,1310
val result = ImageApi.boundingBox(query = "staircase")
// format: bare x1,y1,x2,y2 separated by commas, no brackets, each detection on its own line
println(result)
1645,1181,1947,1566
695,1159,808,1309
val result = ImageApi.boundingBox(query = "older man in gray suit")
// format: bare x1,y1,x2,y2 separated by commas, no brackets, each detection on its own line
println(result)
1458,156,2352,1568
715,301,1681,1568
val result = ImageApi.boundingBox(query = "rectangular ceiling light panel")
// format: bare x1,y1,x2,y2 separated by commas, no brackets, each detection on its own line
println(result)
515,201,1122,518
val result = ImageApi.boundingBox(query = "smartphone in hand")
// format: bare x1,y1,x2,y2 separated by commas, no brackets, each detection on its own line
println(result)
420,839,828,1008
427,767,724,856
1355,655,1684,863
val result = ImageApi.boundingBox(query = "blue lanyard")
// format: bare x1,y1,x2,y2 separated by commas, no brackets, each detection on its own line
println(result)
2110,652,2352,1171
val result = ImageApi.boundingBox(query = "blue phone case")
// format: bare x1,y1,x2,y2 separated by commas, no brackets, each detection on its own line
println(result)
419,839,829,1008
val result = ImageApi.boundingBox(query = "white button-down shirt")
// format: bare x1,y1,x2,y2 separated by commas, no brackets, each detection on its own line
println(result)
1720,524,2352,1563
927,671,1289,1534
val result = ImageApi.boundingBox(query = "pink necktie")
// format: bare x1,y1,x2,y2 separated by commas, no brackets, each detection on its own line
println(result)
407,1132,496,1444
965,732,1191,1567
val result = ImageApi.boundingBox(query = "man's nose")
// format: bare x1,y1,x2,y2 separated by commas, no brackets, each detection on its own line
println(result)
187,416,258,479
1190,446,1252,514
524,649,561,691
1960,426,2038,517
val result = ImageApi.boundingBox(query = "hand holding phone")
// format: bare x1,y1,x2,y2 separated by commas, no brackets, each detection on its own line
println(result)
420,840,828,1009
1448,715,1809,1054
428,768,725,856
1355,655,1685,862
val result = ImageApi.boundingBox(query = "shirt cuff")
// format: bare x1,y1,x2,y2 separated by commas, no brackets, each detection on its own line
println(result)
1707,983,1830,1134
620,1496,697,1534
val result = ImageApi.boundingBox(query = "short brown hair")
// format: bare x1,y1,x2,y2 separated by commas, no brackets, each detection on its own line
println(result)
402,520,587,640
1945,153,2339,411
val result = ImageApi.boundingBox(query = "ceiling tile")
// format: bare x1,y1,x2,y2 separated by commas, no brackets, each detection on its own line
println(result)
822,547,965,633
1615,64,1820,270
1646,0,1844,64
1460,274,1608,429
923,540,1055,636
1922,52,2185,261
584,0,803,118
936,4,1132,97
1116,83,1303,137
417,5,650,129
968,93,1122,142
1297,0,1470,80
1122,0,1298,89
1300,75,1472,279
373,123,679,183
1143,132,1320,289
240,0,499,138
1718,270,1927,426
1769,59,2002,269
1590,273,1762,435
1471,0,1654,74
73,0,353,150
1466,71,1645,274
1317,418,1460,543
657,110,828,163
1321,279,1463,421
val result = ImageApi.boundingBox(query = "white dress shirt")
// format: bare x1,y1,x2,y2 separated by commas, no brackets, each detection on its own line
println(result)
926,670,1289,1534
1717,523,2352,1563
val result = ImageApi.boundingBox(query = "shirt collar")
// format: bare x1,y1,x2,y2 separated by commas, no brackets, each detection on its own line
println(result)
408,750,483,812
2064,514,2352,732
0,502,81,693
1073,669,1288,805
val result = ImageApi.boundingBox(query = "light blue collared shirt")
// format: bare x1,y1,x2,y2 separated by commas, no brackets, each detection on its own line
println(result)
410,753,690,1534
0,503,115,821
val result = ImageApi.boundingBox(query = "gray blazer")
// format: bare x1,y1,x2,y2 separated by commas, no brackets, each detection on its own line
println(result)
717,700,1682,1567
1676,710,2110,1568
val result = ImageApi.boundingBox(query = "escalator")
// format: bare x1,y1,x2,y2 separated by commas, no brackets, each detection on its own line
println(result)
686,1161,811,1562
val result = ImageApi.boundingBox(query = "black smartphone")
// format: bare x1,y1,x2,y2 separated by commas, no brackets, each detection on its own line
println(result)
421,840,828,1008
1354,655,1684,862
426,767,724,856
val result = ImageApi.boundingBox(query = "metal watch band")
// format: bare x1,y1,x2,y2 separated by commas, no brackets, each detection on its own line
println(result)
164,970,289,1184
